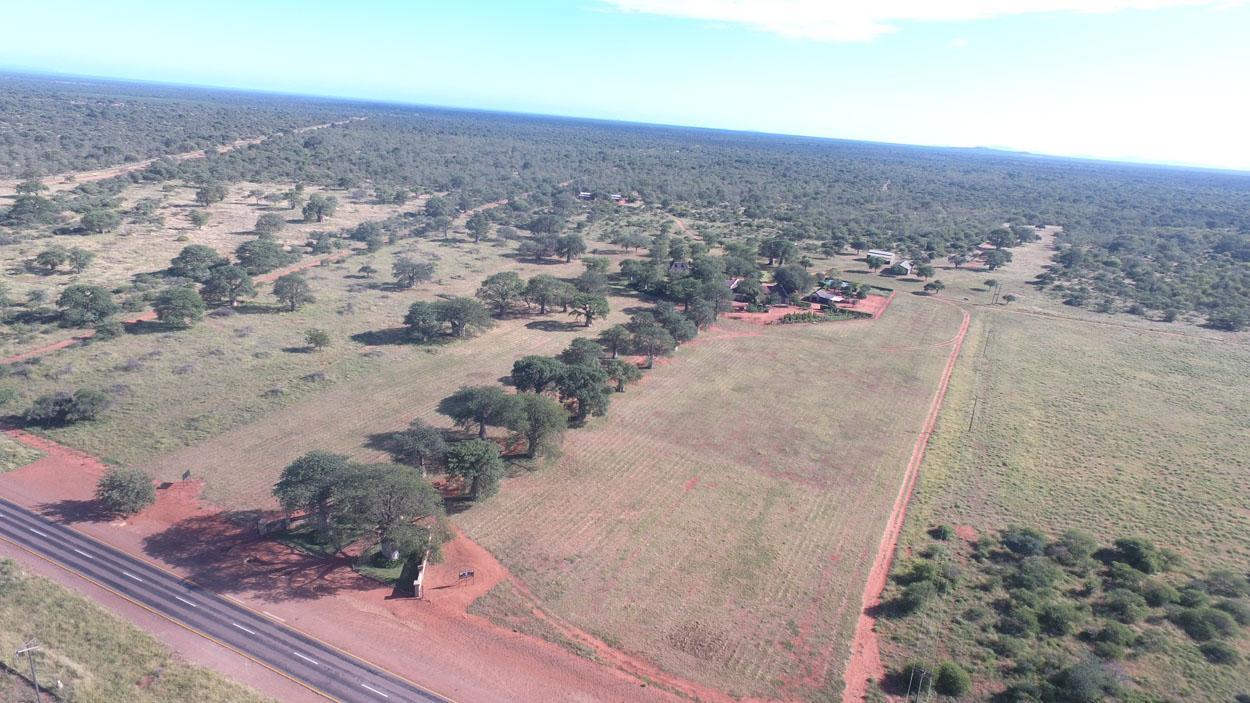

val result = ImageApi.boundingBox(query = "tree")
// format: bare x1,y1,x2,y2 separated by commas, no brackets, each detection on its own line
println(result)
80,209,121,234
987,227,1016,249
866,255,886,271
247,188,266,205
669,277,702,312
200,264,256,307
393,257,435,289
439,386,521,439
984,249,1012,270
525,213,563,235
255,212,286,235
284,190,305,211
948,254,968,269
629,317,675,368
392,420,448,474
511,355,566,394
914,263,935,279
424,196,452,218
57,284,118,327
335,464,443,541
302,193,338,223
58,251,104,284
235,235,297,274
194,184,227,206
15,179,47,196
170,245,226,282
305,328,331,350
153,286,206,328
604,358,642,392
556,364,611,422
568,293,609,327
772,264,815,299
274,451,351,541
445,439,505,500
598,325,631,358
558,337,603,367
273,273,314,311
25,389,111,426
466,211,491,243
523,274,562,314
508,393,568,458
95,467,155,515
434,297,493,337
923,280,946,295
34,246,70,273
188,210,211,229
476,271,526,315
760,238,798,266
556,233,587,262
934,662,971,697
404,301,443,341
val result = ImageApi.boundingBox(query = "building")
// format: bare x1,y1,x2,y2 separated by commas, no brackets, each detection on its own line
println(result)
867,249,896,265
896,260,914,275
576,191,593,201
806,289,845,307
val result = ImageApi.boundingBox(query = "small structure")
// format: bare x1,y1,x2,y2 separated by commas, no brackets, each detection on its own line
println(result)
668,261,692,276
806,289,845,307
896,260,914,275
725,277,743,291
576,191,593,201
609,193,624,202
867,249,896,265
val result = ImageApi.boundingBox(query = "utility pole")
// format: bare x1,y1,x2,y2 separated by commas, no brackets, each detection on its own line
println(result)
16,639,41,702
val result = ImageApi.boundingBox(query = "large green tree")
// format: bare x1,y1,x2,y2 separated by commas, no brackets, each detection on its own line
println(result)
508,393,568,458
476,271,526,316
511,355,566,394
200,264,256,307
153,286,206,328
556,364,611,422
444,439,505,500
273,451,352,541
56,284,118,327
568,293,609,327
272,273,314,311
170,245,225,282
434,297,492,337
439,386,521,439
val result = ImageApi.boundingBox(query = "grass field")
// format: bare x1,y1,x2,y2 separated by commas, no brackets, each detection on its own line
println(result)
0,436,42,473
0,180,409,357
0,558,271,703
458,294,963,701
876,299,1250,698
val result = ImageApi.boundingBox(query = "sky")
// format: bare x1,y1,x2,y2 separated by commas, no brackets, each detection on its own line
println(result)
3,0,1249,171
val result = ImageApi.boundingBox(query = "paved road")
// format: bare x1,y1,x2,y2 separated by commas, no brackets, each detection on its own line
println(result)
0,497,449,703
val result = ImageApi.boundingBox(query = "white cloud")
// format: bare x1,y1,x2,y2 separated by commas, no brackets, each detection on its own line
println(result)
602,0,1246,42
946,37,970,49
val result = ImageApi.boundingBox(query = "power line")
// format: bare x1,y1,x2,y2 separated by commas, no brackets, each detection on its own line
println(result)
15,638,42,703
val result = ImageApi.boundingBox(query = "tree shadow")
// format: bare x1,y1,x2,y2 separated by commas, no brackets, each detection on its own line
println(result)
350,327,412,346
844,268,871,275
141,511,377,601
525,319,581,332
123,319,175,335
38,498,115,523
281,346,315,354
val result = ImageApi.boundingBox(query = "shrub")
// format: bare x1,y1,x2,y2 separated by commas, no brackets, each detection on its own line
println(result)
1199,640,1240,665
1096,621,1136,646
304,328,331,350
1141,580,1180,607
1092,640,1125,660
95,466,155,515
1011,556,1063,591
997,604,1040,636
1038,602,1081,636
1214,598,1250,625
1169,607,1238,641
1099,588,1148,624
93,318,124,340
24,389,110,426
1050,662,1118,702
1112,537,1164,573
894,580,937,616
930,524,955,541
1206,570,1250,597
1001,526,1047,557
1046,530,1098,568
934,661,971,697
1178,583,1211,607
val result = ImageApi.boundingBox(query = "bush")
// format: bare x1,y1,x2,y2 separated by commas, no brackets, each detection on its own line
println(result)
1096,621,1136,646
1214,598,1250,625
1141,580,1180,607
930,524,955,541
1046,530,1098,568
997,604,1040,636
1001,526,1047,557
1011,556,1063,591
1038,602,1081,636
93,318,124,340
1199,640,1240,665
1050,663,1117,702
1112,537,1164,573
95,466,155,515
1169,607,1238,641
1206,570,1250,597
894,580,937,616
24,389,110,426
934,661,971,696
1099,588,1148,624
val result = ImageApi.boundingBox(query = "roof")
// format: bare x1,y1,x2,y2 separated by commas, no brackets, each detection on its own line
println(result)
811,290,844,302
726,277,743,290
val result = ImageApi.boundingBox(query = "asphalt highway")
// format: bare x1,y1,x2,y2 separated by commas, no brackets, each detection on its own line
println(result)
0,497,449,703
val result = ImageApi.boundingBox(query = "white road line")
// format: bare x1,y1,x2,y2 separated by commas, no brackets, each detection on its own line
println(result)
175,595,199,608
72,548,95,559
262,610,286,622
225,594,245,605
231,622,257,636
293,651,320,666
27,527,49,538
122,571,144,583
360,683,390,698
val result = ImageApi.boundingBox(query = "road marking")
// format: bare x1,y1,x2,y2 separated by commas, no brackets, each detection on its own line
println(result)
232,622,257,636
27,527,49,538
122,571,144,583
72,548,95,559
225,594,245,605
293,651,320,666
175,595,198,608
263,610,286,622
360,683,390,698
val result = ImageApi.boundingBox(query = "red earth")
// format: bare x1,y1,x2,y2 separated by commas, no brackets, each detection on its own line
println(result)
840,297,971,703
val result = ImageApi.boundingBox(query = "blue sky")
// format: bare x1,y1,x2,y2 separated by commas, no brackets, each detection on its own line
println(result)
3,0,1248,170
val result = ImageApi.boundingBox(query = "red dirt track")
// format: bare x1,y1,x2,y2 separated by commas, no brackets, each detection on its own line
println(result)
841,296,971,702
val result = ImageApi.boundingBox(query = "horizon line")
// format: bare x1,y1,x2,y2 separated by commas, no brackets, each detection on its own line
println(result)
4,66,1249,178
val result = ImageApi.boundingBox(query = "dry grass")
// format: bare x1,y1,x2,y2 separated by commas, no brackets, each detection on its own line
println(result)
457,296,963,700
0,435,42,473
0,559,272,703
0,181,415,357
